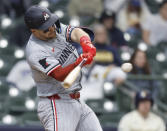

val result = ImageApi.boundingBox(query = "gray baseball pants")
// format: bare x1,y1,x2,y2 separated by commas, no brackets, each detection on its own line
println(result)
37,94,103,131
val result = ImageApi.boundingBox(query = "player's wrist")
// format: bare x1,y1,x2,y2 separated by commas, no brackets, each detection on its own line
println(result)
80,35,91,44
75,54,84,66
75,53,93,67
75,58,81,66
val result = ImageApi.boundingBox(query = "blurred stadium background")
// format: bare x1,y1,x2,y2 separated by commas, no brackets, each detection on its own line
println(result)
0,0,167,131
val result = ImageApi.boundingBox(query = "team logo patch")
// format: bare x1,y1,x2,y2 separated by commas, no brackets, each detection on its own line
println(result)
39,58,50,69
43,12,50,21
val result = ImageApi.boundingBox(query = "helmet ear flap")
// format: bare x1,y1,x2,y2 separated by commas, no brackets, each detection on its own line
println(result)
55,20,61,33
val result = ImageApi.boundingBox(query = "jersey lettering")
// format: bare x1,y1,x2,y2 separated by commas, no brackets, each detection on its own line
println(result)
58,47,72,65
58,44,75,65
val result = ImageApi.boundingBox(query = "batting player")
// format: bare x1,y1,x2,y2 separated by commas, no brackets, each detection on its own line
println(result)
24,5,102,131
118,90,166,131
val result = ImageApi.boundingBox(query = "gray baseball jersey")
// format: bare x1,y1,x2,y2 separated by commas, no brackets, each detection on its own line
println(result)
26,24,82,97
26,23,102,131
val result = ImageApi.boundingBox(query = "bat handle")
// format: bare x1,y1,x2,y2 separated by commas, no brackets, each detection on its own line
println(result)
79,58,87,67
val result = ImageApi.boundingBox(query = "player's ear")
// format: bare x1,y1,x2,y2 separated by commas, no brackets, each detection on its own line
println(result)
31,29,37,33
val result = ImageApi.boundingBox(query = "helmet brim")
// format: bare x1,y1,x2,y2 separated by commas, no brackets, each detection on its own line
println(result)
38,14,59,30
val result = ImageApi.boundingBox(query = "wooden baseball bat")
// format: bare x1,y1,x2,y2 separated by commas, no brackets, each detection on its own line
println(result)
63,59,86,88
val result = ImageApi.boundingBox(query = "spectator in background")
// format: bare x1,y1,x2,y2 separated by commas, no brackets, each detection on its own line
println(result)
118,90,166,131
83,24,126,85
2,0,32,47
81,24,126,101
68,0,103,17
94,24,122,66
117,0,151,35
68,0,103,25
0,0,32,19
0,0,14,18
130,49,150,76
100,10,127,48
129,49,158,97
7,60,35,91
103,0,127,13
142,0,167,46
8,0,32,18
10,20,31,47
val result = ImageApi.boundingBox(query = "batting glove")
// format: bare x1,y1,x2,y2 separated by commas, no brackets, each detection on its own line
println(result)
75,53,93,66
80,36,96,57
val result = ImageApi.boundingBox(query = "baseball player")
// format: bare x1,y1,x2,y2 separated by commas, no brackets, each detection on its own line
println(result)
24,5,102,131
118,90,166,131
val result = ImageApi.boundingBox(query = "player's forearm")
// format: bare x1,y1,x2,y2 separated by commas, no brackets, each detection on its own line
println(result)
49,53,90,82
71,28,96,57
49,63,77,82
71,28,90,44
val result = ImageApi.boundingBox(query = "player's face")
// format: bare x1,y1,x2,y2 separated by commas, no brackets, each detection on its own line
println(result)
31,24,57,41
94,26,108,44
138,100,151,117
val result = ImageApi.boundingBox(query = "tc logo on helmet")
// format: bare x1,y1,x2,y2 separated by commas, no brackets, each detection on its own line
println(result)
43,12,50,21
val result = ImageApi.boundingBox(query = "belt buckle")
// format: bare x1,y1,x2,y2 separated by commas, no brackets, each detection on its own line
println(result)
54,94,61,99
74,92,80,99
70,92,80,99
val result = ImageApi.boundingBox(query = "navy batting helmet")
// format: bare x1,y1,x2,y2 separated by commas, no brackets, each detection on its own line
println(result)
135,90,154,108
24,5,60,31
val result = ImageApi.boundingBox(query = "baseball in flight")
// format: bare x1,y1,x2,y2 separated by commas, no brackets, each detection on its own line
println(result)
121,63,133,72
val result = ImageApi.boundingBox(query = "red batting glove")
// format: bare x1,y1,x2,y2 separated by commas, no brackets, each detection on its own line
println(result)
80,36,96,57
75,53,93,66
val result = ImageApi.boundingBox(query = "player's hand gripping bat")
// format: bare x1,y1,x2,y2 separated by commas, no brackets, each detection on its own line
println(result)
63,59,86,88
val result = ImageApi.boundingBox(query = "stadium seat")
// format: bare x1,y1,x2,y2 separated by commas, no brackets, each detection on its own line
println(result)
147,46,160,60
0,113,21,125
0,81,9,96
145,0,159,14
0,55,17,76
28,87,37,99
99,112,125,128
0,45,16,56
102,81,117,100
116,82,135,112
0,80,10,113
4,96,27,115
86,99,105,115
158,42,167,52
21,112,40,126
86,99,117,115
127,35,141,49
